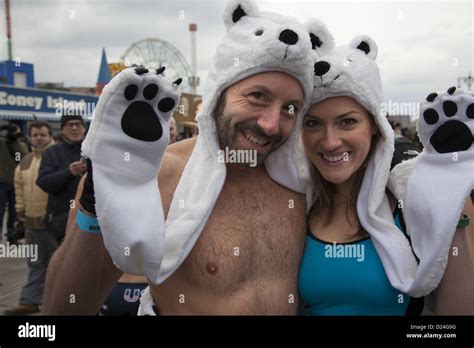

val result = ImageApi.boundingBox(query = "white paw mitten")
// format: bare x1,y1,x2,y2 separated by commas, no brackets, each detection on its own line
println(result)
81,67,181,282
403,86,474,290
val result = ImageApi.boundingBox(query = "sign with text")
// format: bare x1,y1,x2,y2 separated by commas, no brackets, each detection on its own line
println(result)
0,85,98,118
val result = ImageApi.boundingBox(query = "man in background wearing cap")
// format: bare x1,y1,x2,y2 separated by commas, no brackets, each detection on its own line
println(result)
36,115,86,245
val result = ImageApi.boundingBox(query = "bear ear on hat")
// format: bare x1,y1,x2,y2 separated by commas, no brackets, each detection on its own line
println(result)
349,35,378,60
223,0,260,30
304,18,335,57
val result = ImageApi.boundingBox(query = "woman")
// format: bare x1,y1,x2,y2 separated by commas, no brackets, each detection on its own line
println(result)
297,35,474,315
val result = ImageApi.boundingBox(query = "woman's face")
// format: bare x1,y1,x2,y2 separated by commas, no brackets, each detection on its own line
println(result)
302,96,377,185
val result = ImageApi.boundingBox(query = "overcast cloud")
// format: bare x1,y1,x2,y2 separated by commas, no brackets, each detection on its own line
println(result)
1,0,472,116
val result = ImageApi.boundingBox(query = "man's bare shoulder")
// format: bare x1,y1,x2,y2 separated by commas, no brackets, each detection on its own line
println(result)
167,137,196,162
160,137,196,177
158,137,197,216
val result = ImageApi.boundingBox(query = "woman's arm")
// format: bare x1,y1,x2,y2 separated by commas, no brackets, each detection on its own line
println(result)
431,197,474,314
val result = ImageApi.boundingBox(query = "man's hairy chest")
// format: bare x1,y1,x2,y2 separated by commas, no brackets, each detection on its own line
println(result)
178,178,307,294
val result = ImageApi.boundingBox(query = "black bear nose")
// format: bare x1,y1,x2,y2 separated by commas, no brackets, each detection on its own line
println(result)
279,29,298,45
314,61,330,77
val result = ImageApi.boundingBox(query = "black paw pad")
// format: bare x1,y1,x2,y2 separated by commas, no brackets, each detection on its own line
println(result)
158,97,176,113
120,83,164,142
467,104,474,119
443,100,457,117
430,120,472,153
124,85,138,101
423,109,439,125
135,67,149,75
121,101,163,141
143,84,159,100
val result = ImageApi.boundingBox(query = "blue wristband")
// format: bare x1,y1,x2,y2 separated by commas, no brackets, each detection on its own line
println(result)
76,209,101,234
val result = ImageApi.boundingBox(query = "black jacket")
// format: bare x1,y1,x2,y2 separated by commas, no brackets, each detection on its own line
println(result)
390,135,422,170
36,139,82,217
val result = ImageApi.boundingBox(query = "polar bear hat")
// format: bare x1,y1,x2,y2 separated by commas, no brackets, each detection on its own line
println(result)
308,34,450,297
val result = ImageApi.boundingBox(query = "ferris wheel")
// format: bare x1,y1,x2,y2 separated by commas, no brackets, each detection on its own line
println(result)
120,38,193,92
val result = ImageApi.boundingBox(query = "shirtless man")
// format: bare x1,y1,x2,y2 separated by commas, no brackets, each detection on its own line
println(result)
43,71,307,315
42,0,330,314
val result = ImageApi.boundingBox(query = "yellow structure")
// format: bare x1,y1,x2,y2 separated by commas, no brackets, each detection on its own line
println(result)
108,62,127,77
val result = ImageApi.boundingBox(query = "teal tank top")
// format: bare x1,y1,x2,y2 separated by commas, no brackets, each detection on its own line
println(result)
298,207,423,315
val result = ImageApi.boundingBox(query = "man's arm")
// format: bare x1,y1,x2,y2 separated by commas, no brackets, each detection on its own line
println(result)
42,148,184,315
430,198,474,314
36,148,73,194
42,175,123,315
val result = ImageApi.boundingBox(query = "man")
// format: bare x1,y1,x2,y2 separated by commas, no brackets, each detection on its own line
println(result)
44,73,308,315
0,124,29,242
4,122,56,315
36,115,86,244
169,116,177,144
43,1,332,314
148,72,307,314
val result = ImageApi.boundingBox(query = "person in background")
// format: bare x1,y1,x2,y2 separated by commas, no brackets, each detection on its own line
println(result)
36,115,86,244
0,123,29,242
388,122,421,170
391,133,421,170
4,122,56,315
52,133,63,144
17,132,31,152
391,121,402,137
169,116,177,144
404,127,423,150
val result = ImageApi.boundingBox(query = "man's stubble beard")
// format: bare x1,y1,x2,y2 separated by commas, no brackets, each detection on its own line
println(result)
214,95,285,166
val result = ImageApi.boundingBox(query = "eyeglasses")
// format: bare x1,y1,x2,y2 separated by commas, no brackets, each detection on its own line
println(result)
64,122,84,129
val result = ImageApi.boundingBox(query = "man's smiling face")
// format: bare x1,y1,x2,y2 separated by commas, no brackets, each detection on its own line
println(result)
215,71,304,165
